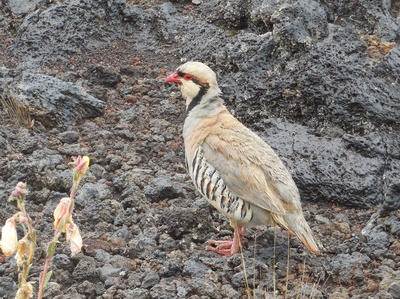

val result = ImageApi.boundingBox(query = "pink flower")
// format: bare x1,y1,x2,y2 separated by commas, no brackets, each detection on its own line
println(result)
66,222,83,256
11,182,27,197
0,218,18,256
53,197,71,232
18,213,28,224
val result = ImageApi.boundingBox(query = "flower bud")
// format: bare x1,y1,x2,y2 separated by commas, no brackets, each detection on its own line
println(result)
53,197,71,232
15,281,33,299
66,222,83,256
73,156,90,184
18,213,28,224
75,156,90,175
11,182,27,197
0,218,18,256
15,238,31,268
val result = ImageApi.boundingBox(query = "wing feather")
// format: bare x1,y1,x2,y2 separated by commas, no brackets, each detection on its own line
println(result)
201,116,300,215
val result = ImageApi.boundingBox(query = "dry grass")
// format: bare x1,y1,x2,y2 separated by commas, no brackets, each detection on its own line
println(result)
239,230,327,299
0,91,33,128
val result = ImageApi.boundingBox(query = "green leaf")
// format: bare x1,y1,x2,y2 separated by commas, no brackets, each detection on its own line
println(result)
31,229,37,243
25,264,32,278
43,270,53,290
46,242,56,257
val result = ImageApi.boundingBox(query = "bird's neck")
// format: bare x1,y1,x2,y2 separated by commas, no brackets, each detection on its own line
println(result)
185,86,223,117
186,96,224,118
183,101,228,149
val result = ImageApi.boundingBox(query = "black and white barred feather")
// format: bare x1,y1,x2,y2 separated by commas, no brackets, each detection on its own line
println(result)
188,146,253,224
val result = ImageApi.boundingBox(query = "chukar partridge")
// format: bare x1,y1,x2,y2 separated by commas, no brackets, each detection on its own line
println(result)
165,61,321,256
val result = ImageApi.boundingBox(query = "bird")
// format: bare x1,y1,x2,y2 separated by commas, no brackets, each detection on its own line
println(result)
165,61,321,256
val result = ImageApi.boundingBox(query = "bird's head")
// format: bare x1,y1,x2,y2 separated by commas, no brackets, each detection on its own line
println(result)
165,61,222,114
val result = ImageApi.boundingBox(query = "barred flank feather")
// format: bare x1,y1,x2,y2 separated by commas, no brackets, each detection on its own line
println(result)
190,147,253,224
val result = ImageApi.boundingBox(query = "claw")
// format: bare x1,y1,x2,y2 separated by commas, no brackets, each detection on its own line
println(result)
207,239,233,249
205,226,246,256
206,244,234,256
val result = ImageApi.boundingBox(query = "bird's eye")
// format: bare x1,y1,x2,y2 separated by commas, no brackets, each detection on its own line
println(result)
183,74,195,80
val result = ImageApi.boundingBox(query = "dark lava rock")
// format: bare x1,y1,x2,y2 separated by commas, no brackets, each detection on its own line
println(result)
86,65,122,88
4,148,65,191
144,175,184,203
149,278,177,298
126,288,150,299
53,254,74,272
248,0,329,41
363,229,390,259
11,130,48,154
187,277,221,299
330,252,371,285
43,282,62,298
141,271,160,289
382,179,400,213
9,0,42,15
258,119,386,208
99,264,122,282
74,182,113,208
388,281,400,299
162,207,204,240
182,259,210,277
72,256,99,282
8,72,105,128
57,131,80,144
76,280,103,297
0,276,17,298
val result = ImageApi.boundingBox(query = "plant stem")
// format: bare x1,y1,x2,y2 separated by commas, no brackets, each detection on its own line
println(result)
38,156,89,299
17,198,36,289
37,259,49,299
37,176,81,299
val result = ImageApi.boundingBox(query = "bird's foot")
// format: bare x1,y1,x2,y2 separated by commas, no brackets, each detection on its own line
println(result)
206,226,245,256
206,239,236,256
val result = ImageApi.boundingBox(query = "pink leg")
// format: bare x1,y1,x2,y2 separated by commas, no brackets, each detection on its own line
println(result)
206,226,246,256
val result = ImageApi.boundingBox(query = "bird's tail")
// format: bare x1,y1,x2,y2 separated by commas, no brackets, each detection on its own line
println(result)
273,213,322,254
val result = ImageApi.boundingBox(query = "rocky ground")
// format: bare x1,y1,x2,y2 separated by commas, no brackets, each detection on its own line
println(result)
0,0,399,298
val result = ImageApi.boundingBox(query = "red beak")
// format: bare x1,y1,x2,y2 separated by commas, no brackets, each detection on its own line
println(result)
165,72,181,84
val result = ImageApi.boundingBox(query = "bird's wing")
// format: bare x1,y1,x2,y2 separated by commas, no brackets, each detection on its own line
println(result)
201,119,300,215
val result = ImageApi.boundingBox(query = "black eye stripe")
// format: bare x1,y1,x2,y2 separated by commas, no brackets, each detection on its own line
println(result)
178,71,194,81
177,71,209,88
192,78,202,85
193,78,207,87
